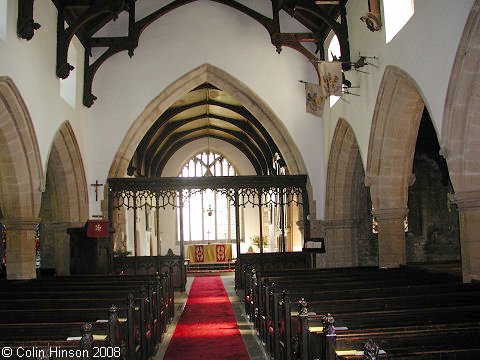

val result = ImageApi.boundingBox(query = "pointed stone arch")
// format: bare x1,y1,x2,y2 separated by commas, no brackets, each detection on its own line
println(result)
442,0,480,195
109,63,307,177
42,121,89,223
108,63,313,214
40,121,88,275
366,66,425,210
0,77,43,279
325,118,374,267
108,64,313,257
365,66,425,267
441,0,480,282
0,77,43,219
326,119,364,221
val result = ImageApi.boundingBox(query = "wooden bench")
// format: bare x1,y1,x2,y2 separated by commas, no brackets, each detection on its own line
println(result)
0,273,174,360
242,265,480,359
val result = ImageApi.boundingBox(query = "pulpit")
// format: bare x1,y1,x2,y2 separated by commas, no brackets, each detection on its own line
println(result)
68,222,111,274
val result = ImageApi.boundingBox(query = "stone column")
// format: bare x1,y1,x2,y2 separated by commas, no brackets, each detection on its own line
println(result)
2,217,40,280
451,191,480,283
372,208,407,268
324,218,360,268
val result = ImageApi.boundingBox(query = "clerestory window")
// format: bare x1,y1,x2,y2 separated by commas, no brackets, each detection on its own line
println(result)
328,35,341,107
384,0,415,43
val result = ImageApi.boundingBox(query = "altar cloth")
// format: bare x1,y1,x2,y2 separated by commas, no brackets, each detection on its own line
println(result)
187,243,233,263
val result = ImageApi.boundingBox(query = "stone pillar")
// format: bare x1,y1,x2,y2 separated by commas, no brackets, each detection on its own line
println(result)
451,191,480,283
2,217,40,280
324,219,360,268
372,208,407,268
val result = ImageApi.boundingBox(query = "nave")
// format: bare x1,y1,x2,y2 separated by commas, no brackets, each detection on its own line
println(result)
156,272,268,360
1,264,479,359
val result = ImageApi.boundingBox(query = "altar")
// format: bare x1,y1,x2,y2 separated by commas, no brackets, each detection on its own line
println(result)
187,243,233,263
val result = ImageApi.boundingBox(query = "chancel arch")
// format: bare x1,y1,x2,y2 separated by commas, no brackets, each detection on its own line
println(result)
108,64,313,268
39,121,89,275
441,0,480,282
0,77,43,279
325,118,376,268
107,63,312,211
108,65,311,278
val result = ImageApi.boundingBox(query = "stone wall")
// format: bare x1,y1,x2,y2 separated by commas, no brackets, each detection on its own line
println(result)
407,154,460,263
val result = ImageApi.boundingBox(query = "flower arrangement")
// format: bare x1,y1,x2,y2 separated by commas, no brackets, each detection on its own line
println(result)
113,249,132,257
250,235,269,250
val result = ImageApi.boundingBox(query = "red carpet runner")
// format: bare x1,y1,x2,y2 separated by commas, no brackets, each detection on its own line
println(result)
163,275,250,360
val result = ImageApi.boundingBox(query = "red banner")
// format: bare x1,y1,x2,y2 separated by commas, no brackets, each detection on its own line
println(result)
216,244,226,262
195,245,204,262
86,220,109,238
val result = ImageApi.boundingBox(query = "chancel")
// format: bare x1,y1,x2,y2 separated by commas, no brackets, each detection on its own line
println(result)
1,0,480,359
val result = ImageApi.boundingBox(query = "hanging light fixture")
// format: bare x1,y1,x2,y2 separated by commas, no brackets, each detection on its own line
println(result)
206,204,214,217
204,115,214,176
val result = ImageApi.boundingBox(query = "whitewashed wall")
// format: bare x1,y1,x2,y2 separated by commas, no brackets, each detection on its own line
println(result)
325,0,474,174
87,1,324,217
0,0,89,190
2,0,473,224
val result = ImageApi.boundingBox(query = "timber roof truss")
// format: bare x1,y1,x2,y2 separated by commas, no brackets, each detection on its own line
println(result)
129,83,283,177
18,0,350,107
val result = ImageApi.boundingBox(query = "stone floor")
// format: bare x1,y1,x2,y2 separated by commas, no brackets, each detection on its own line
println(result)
154,272,268,360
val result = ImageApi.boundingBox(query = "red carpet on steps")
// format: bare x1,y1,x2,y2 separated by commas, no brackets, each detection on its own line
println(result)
163,275,250,360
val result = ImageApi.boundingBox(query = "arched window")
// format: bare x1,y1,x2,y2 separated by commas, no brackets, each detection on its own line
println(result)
178,151,242,243
0,0,7,41
384,0,415,43
60,43,77,108
328,35,341,107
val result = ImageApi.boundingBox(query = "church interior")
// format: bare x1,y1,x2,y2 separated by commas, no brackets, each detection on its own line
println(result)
1,0,480,358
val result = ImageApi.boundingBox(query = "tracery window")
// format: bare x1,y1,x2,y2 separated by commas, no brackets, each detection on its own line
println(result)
178,151,242,243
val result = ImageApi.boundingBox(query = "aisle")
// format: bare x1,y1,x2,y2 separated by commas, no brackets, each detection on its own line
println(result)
163,275,250,360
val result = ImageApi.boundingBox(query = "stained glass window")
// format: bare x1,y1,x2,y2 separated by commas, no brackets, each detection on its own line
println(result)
35,224,41,269
0,223,6,278
371,211,408,234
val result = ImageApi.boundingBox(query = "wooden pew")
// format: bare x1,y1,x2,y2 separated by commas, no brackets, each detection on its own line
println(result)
249,266,459,345
0,310,122,360
243,266,480,359
0,273,174,360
